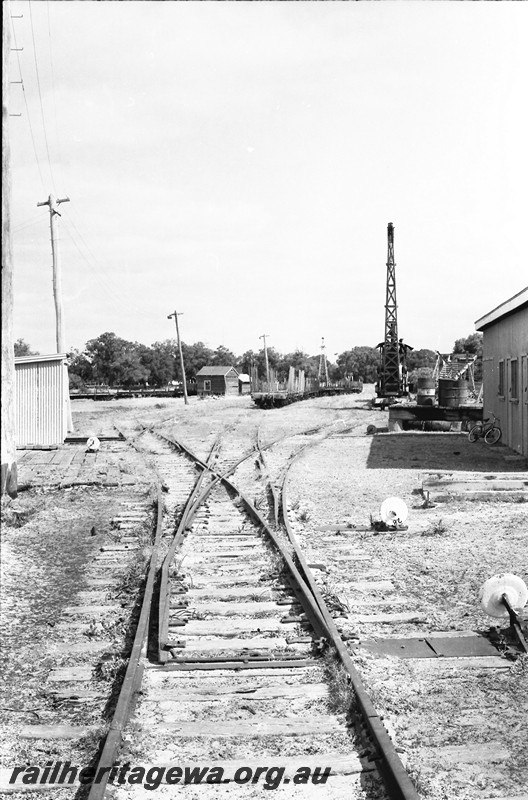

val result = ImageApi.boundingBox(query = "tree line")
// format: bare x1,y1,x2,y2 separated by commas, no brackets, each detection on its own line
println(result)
13,331,483,389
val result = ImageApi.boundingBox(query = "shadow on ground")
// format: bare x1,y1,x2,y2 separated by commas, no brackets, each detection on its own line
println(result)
366,433,527,472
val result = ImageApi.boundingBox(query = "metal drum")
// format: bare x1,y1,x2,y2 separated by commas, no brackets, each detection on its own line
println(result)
438,378,469,407
417,377,436,406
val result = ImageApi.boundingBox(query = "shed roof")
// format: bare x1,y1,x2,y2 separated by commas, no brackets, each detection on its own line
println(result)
475,287,528,331
196,365,239,377
15,353,67,365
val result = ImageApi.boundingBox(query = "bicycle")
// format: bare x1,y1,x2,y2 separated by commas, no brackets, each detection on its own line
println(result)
468,413,502,445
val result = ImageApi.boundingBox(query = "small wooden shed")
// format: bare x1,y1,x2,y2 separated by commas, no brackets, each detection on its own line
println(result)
196,366,239,398
15,354,69,447
238,373,251,395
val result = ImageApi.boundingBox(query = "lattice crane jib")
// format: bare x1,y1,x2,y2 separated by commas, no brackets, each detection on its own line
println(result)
318,337,329,385
381,222,401,395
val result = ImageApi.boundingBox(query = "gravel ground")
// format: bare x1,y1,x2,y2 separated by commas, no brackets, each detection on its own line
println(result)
1,388,526,799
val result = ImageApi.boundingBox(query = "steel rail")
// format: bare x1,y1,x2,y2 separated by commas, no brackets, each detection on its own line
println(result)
152,429,418,798
280,443,419,800
86,486,164,800
151,431,333,643
157,441,221,662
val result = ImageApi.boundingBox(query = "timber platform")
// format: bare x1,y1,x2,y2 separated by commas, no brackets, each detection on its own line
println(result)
388,403,483,432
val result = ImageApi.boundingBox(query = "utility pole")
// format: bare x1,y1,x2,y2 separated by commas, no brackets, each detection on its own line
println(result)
2,0,17,497
318,337,329,385
168,311,188,405
37,193,73,431
259,334,270,386
37,194,69,352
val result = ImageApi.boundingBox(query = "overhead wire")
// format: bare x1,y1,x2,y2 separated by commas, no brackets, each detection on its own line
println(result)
46,0,63,169
28,0,56,193
10,13,47,193
63,203,162,319
12,213,48,234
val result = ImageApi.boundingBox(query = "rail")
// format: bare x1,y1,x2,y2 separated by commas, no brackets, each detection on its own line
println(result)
86,486,164,800
152,429,418,799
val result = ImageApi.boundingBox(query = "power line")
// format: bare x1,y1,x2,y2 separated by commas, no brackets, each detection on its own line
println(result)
12,213,47,234
28,0,56,193
10,14,46,192
46,0,63,171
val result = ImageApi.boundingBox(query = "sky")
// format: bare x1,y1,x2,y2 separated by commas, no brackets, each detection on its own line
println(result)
8,1,528,362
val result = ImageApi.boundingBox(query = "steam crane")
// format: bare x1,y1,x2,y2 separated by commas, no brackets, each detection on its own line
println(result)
374,222,411,407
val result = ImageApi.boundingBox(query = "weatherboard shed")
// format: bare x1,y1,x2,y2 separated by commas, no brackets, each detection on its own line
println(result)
196,366,239,397
15,354,69,447
475,287,528,456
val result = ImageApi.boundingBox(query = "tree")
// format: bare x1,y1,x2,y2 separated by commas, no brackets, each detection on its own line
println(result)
14,338,39,357
335,346,379,382
84,332,149,386
147,340,177,387
180,342,214,380
453,332,483,381
239,350,257,375
254,346,281,380
453,333,483,357
211,345,237,367
68,348,94,386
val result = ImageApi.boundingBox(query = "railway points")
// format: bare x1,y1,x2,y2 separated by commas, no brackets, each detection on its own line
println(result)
2,391,527,799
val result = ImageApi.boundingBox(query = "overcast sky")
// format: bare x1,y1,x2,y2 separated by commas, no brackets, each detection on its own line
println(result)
9,1,528,360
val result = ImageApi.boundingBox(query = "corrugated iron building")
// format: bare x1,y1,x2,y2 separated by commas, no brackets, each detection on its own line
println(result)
196,366,239,398
15,354,68,446
475,287,528,456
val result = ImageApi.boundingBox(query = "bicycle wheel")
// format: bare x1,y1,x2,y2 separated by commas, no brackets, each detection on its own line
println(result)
485,426,501,445
468,425,482,443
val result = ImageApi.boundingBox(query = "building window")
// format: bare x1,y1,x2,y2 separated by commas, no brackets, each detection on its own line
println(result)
510,359,518,400
204,380,211,392
498,360,504,396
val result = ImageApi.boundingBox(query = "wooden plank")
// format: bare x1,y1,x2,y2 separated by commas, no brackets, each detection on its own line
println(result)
356,612,427,623
47,667,93,682
63,605,122,615
409,656,508,671
172,637,307,653
419,741,510,766
20,725,97,740
183,575,274,586
174,618,285,636
178,601,294,614
46,640,114,654
99,544,139,552
432,490,527,502
145,683,328,701
183,551,266,562
184,586,280,599
153,717,343,737
49,688,103,700
76,591,109,602
423,478,528,491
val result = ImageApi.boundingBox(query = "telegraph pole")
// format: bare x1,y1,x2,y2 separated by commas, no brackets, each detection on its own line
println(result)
37,194,69,352
168,311,188,405
2,0,17,497
259,334,270,386
37,193,73,431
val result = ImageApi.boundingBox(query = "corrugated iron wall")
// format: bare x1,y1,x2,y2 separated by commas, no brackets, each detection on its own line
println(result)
15,359,66,446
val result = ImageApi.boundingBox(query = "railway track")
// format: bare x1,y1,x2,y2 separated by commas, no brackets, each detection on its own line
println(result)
11,396,522,799
274,427,528,799
75,424,417,800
